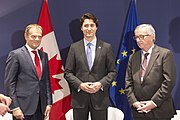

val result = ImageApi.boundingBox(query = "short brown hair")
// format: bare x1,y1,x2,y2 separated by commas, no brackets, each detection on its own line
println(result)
80,13,99,27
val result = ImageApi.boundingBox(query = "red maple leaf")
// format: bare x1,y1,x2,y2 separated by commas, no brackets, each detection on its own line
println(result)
48,54,64,94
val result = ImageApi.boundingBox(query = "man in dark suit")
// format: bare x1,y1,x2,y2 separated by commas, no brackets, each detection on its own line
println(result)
64,13,116,120
125,24,176,120
4,24,52,120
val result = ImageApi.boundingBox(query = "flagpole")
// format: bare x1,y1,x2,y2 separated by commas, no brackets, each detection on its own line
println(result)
38,1,72,119
109,0,140,119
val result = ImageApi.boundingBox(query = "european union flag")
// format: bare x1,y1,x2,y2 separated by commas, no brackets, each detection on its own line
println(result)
110,0,140,120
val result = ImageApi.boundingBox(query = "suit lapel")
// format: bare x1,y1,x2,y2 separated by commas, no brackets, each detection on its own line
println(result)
133,51,142,83
143,45,159,80
92,40,102,70
22,46,38,78
38,50,44,80
79,40,89,69
79,40,103,71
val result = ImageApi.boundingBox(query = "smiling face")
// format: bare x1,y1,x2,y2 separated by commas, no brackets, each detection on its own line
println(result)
81,19,98,42
25,26,43,50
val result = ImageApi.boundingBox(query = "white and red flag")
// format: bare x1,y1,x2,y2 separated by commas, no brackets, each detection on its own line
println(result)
38,0,71,119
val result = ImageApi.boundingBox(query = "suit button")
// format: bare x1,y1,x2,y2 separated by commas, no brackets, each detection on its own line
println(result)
37,91,39,94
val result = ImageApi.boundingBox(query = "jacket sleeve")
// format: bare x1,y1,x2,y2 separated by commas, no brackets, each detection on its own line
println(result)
151,50,176,107
44,53,52,105
64,44,83,91
99,44,117,91
4,51,20,110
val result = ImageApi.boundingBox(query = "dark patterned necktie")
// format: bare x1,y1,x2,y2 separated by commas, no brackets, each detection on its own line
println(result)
141,53,149,81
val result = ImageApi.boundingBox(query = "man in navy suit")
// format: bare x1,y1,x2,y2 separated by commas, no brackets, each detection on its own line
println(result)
4,24,52,120
64,13,116,120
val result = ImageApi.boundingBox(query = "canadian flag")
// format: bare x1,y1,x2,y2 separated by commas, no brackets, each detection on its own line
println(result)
38,0,71,120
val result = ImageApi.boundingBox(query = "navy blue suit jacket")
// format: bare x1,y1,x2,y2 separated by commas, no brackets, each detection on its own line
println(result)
4,46,52,115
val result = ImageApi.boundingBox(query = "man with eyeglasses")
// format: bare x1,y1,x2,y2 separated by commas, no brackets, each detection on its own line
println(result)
125,24,176,120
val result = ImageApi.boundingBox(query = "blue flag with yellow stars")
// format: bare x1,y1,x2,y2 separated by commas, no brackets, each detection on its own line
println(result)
109,0,140,120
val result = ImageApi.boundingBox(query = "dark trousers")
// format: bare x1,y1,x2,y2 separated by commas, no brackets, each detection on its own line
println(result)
73,102,107,120
13,99,44,120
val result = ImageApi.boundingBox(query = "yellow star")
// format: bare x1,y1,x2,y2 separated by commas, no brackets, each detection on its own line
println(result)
119,88,125,95
131,48,136,54
121,50,127,57
116,59,120,64
112,81,117,87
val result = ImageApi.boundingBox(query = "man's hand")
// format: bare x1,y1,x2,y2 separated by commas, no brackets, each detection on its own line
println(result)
137,100,156,113
133,100,156,113
90,82,102,93
80,82,102,93
0,94,12,107
0,103,10,116
133,101,141,108
13,108,24,120
80,82,94,93
44,105,51,120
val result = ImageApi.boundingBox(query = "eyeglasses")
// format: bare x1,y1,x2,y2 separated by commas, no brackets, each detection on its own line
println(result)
133,34,150,40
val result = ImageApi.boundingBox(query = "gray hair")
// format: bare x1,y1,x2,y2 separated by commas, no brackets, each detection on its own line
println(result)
135,24,155,35
25,24,43,36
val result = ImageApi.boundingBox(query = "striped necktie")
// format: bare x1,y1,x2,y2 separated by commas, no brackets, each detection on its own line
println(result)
141,53,149,82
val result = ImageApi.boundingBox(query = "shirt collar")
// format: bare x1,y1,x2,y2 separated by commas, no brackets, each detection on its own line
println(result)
142,44,154,55
25,44,38,52
83,37,97,47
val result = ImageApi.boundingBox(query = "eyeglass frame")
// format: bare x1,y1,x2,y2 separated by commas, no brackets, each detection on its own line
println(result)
133,34,151,40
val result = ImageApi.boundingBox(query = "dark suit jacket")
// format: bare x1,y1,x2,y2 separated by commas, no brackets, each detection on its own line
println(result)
125,44,176,119
64,39,116,110
4,46,52,115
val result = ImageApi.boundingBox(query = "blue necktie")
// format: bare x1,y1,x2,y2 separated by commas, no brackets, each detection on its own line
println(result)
86,43,92,69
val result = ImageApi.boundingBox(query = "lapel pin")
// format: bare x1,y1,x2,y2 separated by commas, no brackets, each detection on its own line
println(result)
98,46,101,49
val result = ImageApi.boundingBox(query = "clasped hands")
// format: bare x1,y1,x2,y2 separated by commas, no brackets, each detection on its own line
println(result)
80,82,102,93
133,100,156,113
0,94,12,116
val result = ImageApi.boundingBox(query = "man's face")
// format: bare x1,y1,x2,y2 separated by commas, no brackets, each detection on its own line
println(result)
25,27,42,49
134,28,154,51
81,19,97,40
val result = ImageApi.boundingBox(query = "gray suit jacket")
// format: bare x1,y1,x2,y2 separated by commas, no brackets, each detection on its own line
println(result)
64,40,116,110
4,46,52,115
125,45,176,118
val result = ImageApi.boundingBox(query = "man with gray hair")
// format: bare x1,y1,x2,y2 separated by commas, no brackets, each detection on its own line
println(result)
4,24,52,120
125,24,176,120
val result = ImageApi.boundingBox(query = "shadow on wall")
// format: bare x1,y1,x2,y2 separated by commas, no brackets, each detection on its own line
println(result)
0,30,25,93
60,18,83,66
169,17,180,53
11,30,25,50
169,17,180,109
0,55,7,93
